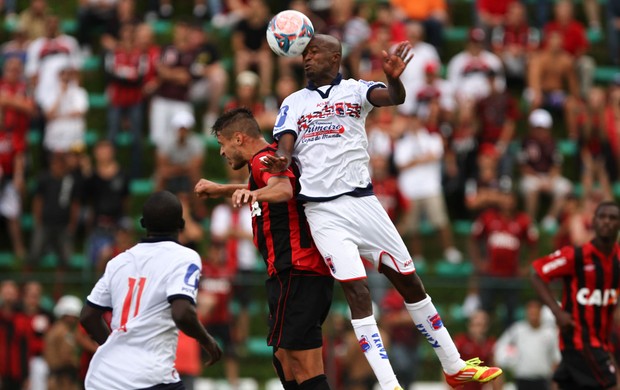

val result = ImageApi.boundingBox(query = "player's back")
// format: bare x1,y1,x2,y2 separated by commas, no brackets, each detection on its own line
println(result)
85,239,202,390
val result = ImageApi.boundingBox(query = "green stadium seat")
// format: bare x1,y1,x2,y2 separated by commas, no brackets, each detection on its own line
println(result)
27,129,41,146
445,26,468,42
82,55,101,72
70,253,86,269
247,337,272,357
115,132,133,147
594,67,618,84
0,251,16,267
130,178,154,196
614,182,620,197
150,20,172,35
434,260,473,277
557,139,577,156
453,220,473,235
85,130,99,146
88,93,108,109
419,220,436,235
587,28,603,44
21,213,33,231
61,19,77,34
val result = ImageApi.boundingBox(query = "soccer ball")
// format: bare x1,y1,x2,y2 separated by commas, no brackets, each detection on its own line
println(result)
266,10,314,57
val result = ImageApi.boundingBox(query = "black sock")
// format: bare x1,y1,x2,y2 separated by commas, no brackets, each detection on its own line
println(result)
273,349,299,389
299,374,330,390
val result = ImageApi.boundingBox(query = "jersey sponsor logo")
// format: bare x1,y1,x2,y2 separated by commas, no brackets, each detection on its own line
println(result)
427,313,444,330
297,102,362,130
488,232,520,250
576,288,618,306
403,259,413,268
416,323,440,348
300,124,345,143
324,256,336,274
371,333,388,359
358,335,372,352
541,257,567,274
184,264,201,289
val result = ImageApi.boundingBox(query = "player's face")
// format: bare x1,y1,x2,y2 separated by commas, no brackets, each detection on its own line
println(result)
593,205,620,241
302,40,335,81
216,133,246,170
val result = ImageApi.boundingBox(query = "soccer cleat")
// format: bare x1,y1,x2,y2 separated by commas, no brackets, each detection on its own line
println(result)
444,357,503,389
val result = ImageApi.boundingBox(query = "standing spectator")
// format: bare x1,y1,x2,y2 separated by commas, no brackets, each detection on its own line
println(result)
44,296,83,390
224,71,276,132
0,280,23,389
26,152,81,271
17,0,50,41
491,2,540,88
0,57,34,261
447,28,505,105
95,216,135,275
390,0,447,50
410,61,455,133
452,310,502,390
464,145,508,213
519,109,572,229
608,0,620,65
526,31,579,138
40,67,89,154
100,0,141,52
394,113,463,264
397,20,440,117
469,190,539,328
76,0,117,54
187,22,228,134
475,70,519,178
1,28,30,65
83,141,130,270
135,23,160,98
25,16,82,107
232,0,273,97
543,0,595,98
149,21,195,149
494,299,561,390
104,22,147,179
531,201,620,390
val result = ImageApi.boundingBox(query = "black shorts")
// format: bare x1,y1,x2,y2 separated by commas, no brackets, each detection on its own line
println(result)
266,269,333,350
554,348,617,390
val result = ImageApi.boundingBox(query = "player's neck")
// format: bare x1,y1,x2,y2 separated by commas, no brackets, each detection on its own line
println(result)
592,237,616,256
248,138,271,159
311,71,339,87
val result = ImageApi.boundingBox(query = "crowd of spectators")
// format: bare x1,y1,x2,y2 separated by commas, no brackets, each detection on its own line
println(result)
0,0,619,388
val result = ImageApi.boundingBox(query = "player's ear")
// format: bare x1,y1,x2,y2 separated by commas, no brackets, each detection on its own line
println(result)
179,218,185,230
140,218,146,228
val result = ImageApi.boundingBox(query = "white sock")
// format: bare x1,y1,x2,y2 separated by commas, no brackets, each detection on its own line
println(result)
350,315,401,390
405,295,465,375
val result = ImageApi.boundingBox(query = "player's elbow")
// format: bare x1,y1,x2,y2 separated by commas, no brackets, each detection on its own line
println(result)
171,299,197,329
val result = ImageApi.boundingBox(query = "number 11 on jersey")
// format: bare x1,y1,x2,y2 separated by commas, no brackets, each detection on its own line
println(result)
119,277,146,332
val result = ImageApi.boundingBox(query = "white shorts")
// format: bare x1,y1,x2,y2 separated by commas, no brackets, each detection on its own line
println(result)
0,182,21,219
304,195,415,281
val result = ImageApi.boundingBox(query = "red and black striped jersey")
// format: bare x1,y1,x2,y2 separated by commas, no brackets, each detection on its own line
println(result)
532,241,620,351
248,144,329,277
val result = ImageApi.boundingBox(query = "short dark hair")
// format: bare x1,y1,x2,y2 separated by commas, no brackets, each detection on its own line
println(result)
141,191,184,233
211,107,262,139
594,200,620,216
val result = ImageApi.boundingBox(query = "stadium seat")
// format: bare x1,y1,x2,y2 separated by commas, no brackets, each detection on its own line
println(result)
129,178,154,196
27,129,41,146
453,220,473,235
88,93,108,109
594,66,618,83
115,132,133,147
0,251,15,267
557,139,577,156
149,20,172,35
82,55,101,72
444,26,468,42
21,213,33,231
61,19,77,34
85,130,99,146
246,337,272,357
434,260,473,278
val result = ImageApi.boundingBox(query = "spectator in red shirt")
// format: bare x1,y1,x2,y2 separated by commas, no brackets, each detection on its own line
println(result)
469,190,539,328
0,57,35,261
491,2,540,87
476,0,517,39
543,0,595,98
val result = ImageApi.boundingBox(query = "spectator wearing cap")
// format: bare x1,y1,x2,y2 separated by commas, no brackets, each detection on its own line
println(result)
25,15,82,107
518,109,572,231
397,20,440,117
526,30,579,138
543,0,595,98
224,71,276,132
410,60,455,133
390,0,447,50
17,0,49,41
447,27,505,105
491,2,540,89
40,66,89,154
469,189,539,329
104,22,147,179
44,295,83,390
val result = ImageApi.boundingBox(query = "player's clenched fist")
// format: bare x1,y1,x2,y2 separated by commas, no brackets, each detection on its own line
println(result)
194,179,220,198
201,334,223,367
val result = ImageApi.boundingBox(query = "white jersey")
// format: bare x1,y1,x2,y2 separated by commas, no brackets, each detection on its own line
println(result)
85,238,202,390
273,75,384,201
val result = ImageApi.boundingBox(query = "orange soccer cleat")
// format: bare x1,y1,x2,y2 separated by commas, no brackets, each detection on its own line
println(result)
444,358,503,388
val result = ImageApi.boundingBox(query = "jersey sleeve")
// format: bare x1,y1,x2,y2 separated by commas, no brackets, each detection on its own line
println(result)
358,79,387,109
532,246,576,283
87,272,113,311
273,96,300,141
166,252,202,305
251,152,295,186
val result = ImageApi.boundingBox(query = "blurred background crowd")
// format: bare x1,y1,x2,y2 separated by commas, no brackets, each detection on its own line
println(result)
1,0,620,389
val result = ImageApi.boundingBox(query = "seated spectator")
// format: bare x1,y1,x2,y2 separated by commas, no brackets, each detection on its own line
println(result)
232,0,273,97
397,20,440,116
187,22,228,134
393,113,463,264
575,87,615,198
83,141,130,269
447,28,505,105
491,2,540,88
464,145,511,213
526,31,579,138
224,71,276,132
76,0,117,53
475,70,519,177
543,0,595,98
0,57,34,261
608,1,620,65
411,61,455,133
0,280,23,389
476,0,517,38
104,22,147,179
25,15,82,107
390,0,447,50
1,28,30,65
100,0,141,52
26,152,81,272
41,67,89,154
469,190,538,328
17,0,49,41
519,109,572,229
149,21,194,149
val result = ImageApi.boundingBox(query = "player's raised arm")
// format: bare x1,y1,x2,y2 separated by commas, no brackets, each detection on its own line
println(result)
171,298,222,366
368,41,413,107
194,179,246,199
261,132,295,173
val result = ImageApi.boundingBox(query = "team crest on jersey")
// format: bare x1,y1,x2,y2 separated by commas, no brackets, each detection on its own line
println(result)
359,335,372,352
324,256,336,273
427,313,443,330
183,263,200,289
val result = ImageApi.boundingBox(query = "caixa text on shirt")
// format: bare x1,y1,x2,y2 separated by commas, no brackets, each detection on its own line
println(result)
576,288,618,306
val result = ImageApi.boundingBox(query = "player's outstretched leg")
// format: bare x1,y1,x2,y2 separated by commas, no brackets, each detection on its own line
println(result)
382,267,503,389
342,279,403,390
